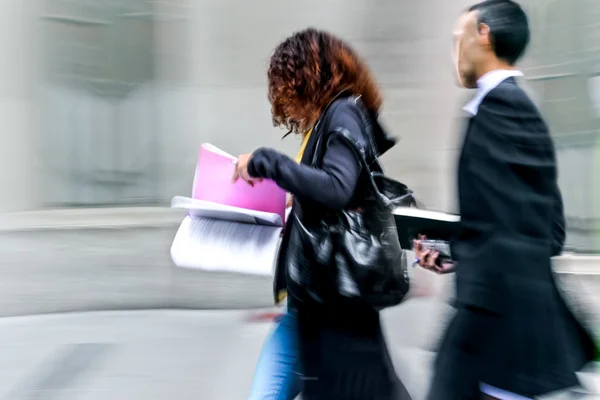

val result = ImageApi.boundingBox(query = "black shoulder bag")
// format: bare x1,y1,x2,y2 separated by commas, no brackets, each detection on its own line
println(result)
286,100,414,310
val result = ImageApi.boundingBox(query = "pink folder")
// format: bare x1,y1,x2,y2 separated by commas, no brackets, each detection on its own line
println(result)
192,144,287,222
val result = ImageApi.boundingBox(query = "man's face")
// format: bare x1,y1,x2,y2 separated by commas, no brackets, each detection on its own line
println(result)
452,11,485,89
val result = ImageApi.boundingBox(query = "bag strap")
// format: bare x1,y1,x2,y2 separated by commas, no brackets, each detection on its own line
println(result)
328,127,392,209
307,97,389,208
351,96,381,167
309,96,416,209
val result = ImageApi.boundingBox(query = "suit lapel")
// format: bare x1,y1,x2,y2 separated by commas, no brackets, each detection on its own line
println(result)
458,76,519,190
457,114,476,199
458,115,475,162
459,76,516,159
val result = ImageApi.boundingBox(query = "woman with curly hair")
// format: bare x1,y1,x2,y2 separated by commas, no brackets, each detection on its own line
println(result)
235,28,411,400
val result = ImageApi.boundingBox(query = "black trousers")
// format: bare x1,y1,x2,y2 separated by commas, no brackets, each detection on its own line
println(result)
296,301,412,400
427,298,593,400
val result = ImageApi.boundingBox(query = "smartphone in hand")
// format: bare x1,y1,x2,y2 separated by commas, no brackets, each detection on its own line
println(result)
416,239,452,266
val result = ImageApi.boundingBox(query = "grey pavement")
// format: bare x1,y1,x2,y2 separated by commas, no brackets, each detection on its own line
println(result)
0,301,453,400
0,309,267,400
0,304,596,400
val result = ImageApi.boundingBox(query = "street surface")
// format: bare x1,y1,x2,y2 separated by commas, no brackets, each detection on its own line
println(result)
0,298,453,400
0,290,597,399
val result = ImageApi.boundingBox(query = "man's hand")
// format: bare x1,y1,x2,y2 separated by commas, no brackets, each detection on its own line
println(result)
413,235,456,274
232,153,262,187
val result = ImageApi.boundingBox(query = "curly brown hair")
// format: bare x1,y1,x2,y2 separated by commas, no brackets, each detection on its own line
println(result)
267,28,383,134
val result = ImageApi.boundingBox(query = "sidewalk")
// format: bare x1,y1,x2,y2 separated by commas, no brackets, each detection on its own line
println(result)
0,310,267,400
0,305,595,400
0,299,455,400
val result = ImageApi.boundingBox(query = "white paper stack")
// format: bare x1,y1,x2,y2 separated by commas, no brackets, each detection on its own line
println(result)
170,196,284,276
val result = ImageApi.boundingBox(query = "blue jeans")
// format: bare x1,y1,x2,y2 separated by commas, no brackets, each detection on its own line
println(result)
247,307,301,400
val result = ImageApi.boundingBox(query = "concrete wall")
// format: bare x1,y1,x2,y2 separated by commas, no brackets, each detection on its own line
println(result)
0,208,273,316
152,0,470,212
1,0,597,242
0,0,474,213
0,1,597,324
0,1,40,212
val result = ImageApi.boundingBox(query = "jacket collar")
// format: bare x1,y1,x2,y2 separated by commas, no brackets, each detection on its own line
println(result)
463,69,523,116
317,90,397,157
283,89,397,157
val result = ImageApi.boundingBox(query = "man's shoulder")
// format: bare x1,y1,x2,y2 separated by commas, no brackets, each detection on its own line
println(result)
476,80,553,148
482,79,538,114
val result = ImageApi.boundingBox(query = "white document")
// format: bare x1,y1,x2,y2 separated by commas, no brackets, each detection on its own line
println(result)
171,196,283,227
171,216,282,276
393,206,461,222
170,168,286,276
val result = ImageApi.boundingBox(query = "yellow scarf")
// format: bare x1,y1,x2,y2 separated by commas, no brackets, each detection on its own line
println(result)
277,128,313,305
295,128,313,163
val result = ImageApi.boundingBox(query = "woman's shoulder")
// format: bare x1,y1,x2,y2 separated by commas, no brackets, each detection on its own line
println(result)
325,96,363,123
324,96,396,158
321,96,367,142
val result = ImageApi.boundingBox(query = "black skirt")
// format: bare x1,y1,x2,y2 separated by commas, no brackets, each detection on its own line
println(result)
427,284,596,400
295,300,412,400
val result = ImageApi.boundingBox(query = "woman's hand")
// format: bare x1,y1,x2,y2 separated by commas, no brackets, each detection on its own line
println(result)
232,153,262,187
413,235,455,275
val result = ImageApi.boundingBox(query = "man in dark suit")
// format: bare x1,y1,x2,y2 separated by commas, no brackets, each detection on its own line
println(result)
414,1,597,399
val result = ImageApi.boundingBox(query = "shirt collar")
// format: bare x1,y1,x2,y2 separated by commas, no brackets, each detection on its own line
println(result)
463,69,523,116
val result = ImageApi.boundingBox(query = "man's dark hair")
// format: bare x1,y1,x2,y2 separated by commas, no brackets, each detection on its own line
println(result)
468,0,530,65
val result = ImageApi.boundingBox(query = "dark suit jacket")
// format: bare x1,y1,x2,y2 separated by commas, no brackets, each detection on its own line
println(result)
454,77,566,313
438,77,596,396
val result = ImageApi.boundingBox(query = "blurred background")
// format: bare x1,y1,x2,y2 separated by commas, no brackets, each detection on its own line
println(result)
0,1,598,399
1,0,598,250
0,0,600,252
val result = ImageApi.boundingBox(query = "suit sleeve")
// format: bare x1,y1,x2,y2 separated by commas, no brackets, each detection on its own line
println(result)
247,107,365,211
471,90,562,252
